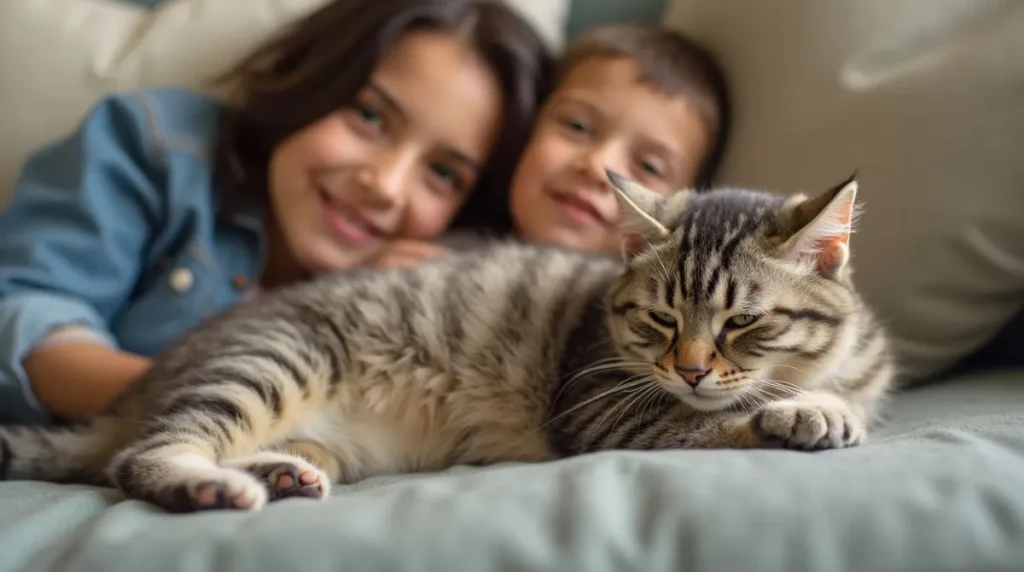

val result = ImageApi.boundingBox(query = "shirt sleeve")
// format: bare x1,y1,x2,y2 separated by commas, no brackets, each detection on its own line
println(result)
0,92,165,424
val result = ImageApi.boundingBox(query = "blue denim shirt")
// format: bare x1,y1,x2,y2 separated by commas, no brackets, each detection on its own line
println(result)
0,87,268,424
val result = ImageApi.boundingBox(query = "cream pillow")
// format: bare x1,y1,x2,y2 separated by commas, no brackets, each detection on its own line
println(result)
663,0,1024,380
0,0,570,205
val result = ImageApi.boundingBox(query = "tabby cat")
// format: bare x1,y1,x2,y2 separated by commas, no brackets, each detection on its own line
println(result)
0,172,895,513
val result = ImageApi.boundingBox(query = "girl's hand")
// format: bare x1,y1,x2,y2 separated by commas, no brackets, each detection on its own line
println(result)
371,240,450,269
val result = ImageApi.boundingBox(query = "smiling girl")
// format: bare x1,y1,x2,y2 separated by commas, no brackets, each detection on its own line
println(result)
0,0,553,424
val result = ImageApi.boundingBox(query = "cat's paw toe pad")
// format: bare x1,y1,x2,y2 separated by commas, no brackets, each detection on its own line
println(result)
165,471,266,513
249,462,330,501
752,401,864,450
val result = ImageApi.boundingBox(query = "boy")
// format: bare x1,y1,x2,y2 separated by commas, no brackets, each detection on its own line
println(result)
509,22,731,254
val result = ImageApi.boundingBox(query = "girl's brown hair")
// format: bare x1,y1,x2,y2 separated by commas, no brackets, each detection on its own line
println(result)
214,0,554,233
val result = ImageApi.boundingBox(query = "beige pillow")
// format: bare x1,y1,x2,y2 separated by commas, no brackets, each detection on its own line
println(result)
0,0,570,206
663,0,1024,380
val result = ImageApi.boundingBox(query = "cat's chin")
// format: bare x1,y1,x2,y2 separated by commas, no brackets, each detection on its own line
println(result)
665,387,739,412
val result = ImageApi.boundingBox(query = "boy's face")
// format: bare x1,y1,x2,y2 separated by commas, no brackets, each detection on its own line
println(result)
509,56,711,254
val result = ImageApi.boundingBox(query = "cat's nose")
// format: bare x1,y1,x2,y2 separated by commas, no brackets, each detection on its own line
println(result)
676,366,709,387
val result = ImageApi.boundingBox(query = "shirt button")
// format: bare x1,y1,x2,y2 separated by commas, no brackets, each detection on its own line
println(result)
232,274,248,290
169,268,194,293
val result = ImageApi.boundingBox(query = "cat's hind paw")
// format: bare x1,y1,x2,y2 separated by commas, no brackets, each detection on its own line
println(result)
751,396,865,451
226,452,331,502
163,469,268,513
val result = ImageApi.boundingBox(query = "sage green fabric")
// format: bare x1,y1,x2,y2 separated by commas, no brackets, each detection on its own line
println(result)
1,369,1022,572
565,0,669,38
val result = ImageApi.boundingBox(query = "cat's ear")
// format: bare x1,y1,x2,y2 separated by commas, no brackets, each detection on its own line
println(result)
605,169,670,260
778,173,859,278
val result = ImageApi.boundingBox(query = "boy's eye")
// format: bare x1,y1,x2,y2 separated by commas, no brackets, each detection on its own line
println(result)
638,157,665,179
641,160,661,177
560,116,590,134
648,310,677,328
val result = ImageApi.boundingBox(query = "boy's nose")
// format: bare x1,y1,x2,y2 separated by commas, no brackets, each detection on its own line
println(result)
580,144,625,186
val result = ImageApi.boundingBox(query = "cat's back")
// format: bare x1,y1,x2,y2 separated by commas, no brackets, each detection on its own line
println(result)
302,239,620,312
306,240,622,358
127,241,621,390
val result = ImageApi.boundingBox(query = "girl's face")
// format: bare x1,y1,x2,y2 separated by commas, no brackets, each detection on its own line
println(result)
267,30,503,274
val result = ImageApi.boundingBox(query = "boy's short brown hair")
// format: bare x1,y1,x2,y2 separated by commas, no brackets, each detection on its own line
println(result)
559,22,731,190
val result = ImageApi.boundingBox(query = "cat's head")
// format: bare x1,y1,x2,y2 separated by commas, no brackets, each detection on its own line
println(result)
604,170,862,412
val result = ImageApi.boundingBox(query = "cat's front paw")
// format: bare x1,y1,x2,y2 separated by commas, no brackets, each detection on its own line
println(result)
751,398,865,450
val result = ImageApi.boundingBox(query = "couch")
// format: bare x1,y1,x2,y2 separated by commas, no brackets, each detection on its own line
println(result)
1,1,1022,571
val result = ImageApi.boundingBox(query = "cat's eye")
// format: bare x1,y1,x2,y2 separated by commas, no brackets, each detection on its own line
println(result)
725,314,759,329
648,310,677,328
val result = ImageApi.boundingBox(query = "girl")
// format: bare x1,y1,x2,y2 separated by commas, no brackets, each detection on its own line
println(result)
0,0,553,424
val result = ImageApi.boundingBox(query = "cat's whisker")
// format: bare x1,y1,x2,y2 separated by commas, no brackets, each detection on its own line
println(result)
621,384,664,438
553,361,651,407
733,390,756,414
591,376,659,436
652,248,672,284
743,388,774,411
624,379,665,423
564,359,649,384
755,384,802,399
740,386,770,414
767,363,812,376
618,380,659,425
754,376,803,390
544,377,651,427
599,394,644,438
638,383,667,422
755,378,806,398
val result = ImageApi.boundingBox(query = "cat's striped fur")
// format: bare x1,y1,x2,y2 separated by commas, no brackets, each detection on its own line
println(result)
0,173,895,513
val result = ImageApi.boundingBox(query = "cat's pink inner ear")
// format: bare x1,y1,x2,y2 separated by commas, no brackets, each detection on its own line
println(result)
806,186,856,275
813,233,849,275
783,181,857,277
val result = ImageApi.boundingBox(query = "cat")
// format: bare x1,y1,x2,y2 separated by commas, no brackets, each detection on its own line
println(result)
0,171,895,513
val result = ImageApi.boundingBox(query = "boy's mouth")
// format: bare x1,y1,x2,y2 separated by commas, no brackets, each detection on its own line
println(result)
551,190,607,227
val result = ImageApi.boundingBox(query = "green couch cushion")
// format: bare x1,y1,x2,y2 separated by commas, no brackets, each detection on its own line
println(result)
565,0,669,39
1,369,1022,572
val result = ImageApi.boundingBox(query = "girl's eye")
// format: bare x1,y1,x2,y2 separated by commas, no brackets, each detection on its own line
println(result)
355,103,382,128
648,310,677,328
429,163,463,193
725,314,759,329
